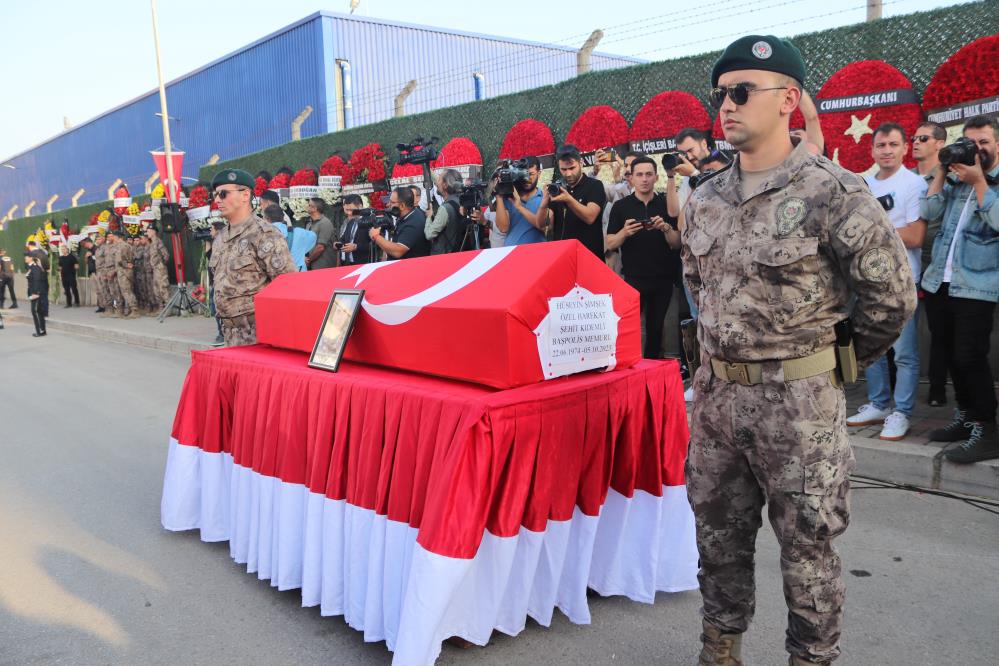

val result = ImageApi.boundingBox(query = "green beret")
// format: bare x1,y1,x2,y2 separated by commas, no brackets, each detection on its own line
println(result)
711,35,805,88
210,168,255,189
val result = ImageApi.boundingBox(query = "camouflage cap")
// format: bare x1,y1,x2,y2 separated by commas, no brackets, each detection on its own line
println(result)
210,168,255,189
711,35,805,87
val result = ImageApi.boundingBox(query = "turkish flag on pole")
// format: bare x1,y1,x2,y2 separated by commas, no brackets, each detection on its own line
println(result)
151,150,185,203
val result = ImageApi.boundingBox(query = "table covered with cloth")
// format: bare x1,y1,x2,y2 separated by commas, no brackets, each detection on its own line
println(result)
161,345,698,665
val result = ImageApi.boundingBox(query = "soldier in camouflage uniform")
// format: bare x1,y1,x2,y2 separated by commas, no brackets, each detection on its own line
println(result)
209,168,294,346
107,232,140,318
101,234,124,316
146,226,171,311
681,37,916,665
92,235,111,313
132,237,150,313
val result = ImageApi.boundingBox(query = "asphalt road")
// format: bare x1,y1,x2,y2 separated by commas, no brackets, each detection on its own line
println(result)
1,320,997,665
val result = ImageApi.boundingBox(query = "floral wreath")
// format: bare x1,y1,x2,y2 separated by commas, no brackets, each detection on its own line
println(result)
499,119,555,160
432,137,483,167
816,60,922,173
923,34,999,112
630,91,711,144
565,105,629,152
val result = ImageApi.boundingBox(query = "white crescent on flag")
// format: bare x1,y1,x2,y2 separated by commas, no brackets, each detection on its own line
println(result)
342,246,518,325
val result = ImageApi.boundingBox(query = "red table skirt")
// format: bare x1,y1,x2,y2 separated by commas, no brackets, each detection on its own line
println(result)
162,346,697,664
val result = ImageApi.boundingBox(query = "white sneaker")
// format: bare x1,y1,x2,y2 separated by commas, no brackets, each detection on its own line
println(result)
846,403,891,427
879,411,910,441
684,386,695,403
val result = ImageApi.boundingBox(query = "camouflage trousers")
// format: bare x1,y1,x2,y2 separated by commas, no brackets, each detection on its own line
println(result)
686,361,853,664
95,271,111,309
115,271,138,314
104,273,121,311
151,265,170,307
220,313,257,347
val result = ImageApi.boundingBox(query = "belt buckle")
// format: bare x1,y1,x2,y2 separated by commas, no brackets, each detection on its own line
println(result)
723,362,751,386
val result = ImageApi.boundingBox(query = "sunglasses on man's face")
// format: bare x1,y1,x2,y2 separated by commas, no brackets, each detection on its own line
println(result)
709,83,788,109
912,135,933,144
212,188,247,200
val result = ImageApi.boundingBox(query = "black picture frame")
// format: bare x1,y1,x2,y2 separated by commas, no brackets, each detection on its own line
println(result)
308,289,364,372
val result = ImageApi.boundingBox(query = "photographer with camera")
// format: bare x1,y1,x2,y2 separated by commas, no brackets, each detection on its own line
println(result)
495,156,546,246
370,186,430,259
606,156,680,359
920,114,999,463
334,194,372,266
425,169,467,254
537,144,607,260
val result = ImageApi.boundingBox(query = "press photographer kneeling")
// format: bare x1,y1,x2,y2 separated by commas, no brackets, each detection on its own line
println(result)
369,186,431,259
605,156,680,359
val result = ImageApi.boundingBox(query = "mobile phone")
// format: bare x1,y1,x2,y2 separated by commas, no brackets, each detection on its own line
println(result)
636,218,652,229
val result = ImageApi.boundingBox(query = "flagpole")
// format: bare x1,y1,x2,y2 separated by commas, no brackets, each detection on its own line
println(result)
150,0,175,204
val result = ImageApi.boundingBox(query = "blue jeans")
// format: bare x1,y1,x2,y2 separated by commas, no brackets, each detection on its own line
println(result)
865,310,920,416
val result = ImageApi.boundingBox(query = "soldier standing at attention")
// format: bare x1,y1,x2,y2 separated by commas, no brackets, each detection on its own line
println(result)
146,226,171,311
209,168,294,346
109,232,140,318
132,236,150,313
682,36,916,665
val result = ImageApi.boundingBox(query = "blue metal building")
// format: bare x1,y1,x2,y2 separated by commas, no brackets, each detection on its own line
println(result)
0,11,640,221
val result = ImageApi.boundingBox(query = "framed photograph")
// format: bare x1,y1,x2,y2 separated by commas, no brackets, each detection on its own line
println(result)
308,289,364,372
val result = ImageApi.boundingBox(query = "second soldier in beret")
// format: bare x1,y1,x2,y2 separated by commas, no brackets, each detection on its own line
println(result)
209,168,295,346
683,35,916,665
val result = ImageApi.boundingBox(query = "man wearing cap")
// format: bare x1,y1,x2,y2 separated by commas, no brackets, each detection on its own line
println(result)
93,234,113,315
209,168,294,346
107,231,140,318
682,36,915,664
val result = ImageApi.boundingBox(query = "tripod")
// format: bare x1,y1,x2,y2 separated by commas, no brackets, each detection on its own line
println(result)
158,230,208,322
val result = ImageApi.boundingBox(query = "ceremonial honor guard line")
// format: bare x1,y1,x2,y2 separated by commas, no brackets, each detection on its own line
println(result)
161,240,698,665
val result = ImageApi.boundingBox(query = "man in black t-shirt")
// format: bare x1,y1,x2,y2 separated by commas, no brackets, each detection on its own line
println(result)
369,186,430,259
537,144,607,260
606,156,681,359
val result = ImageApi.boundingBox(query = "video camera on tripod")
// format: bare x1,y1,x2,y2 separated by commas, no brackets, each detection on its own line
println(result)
354,207,396,233
458,180,488,212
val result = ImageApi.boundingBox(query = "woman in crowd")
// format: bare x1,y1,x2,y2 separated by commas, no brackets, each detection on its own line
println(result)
26,253,48,337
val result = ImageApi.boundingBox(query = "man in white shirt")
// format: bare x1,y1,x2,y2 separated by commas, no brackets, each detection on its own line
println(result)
848,122,928,440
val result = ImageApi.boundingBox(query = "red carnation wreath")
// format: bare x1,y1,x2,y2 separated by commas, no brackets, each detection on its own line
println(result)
368,191,389,210
816,60,922,173
432,137,483,167
923,34,999,113
391,162,423,178
320,155,353,184
347,143,388,184
631,91,711,142
289,168,318,186
499,119,555,160
267,173,291,190
187,185,209,209
565,105,629,152
253,177,268,196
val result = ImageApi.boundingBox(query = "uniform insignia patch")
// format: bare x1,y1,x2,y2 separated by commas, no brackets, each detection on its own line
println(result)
752,41,773,59
776,197,807,236
860,247,894,282
227,172,237,182
238,239,249,252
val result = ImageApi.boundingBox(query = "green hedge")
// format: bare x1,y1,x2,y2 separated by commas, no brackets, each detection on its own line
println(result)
201,1,999,181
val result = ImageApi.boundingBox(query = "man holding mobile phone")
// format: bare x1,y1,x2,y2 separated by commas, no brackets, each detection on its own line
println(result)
605,156,680,359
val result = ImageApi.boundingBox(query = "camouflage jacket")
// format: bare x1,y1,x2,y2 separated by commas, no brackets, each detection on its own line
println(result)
209,215,295,318
682,140,917,369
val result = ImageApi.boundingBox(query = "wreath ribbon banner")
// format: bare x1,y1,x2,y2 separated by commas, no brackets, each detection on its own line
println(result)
817,88,919,114
926,94,999,127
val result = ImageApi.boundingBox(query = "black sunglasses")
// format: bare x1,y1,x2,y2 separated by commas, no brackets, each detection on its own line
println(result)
709,84,788,109
212,188,248,200
912,135,933,143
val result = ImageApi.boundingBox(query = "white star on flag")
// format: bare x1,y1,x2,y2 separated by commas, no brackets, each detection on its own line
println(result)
844,113,874,144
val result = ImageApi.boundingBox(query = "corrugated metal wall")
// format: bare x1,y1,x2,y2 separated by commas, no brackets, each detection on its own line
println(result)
0,17,329,216
324,14,637,128
0,12,638,221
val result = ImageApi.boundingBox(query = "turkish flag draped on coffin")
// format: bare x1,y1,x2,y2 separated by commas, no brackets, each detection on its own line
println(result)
254,240,642,388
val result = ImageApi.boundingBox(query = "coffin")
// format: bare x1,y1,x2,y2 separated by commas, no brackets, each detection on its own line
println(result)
255,240,641,389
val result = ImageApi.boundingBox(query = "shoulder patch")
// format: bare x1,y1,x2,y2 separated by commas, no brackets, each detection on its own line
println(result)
859,247,895,282
835,212,875,251
814,157,865,194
